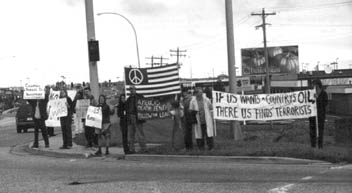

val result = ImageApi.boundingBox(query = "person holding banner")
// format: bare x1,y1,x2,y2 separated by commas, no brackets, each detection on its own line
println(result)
117,94,130,154
126,86,147,153
189,87,214,151
309,79,328,149
28,94,50,148
94,95,115,156
59,89,74,149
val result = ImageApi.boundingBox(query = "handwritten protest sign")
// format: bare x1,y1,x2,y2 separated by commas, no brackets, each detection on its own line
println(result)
137,97,171,120
212,89,317,121
76,99,90,119
23,83,45,99
45,98,67,127
85,106,102,129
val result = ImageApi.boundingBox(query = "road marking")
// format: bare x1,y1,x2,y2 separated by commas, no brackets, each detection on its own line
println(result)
301,176,312,180
268,184,295,193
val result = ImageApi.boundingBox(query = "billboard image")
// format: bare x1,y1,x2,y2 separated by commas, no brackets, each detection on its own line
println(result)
241,45,299,75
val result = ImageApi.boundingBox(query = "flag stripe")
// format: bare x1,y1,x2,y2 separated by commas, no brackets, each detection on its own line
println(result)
149,75,179,83
148,70,178,78
147,64,178,73
127,85,180,94
127,84,180,92
126,81,179,89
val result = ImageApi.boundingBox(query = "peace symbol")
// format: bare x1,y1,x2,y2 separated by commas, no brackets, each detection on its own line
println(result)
128,68,144,85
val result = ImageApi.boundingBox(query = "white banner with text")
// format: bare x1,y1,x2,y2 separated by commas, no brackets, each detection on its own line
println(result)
212,90,317,121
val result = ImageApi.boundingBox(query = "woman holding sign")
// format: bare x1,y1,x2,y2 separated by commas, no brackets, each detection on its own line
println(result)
94,95,114,156
189,87,214,150
59,89,74,149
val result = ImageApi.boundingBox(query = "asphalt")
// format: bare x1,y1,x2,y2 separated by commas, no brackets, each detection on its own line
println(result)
9,133,336,165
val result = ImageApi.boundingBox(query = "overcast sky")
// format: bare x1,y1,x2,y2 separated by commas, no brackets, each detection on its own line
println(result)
0,0,351,87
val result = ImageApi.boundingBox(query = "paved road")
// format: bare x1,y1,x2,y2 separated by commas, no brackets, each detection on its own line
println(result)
1,117,352,193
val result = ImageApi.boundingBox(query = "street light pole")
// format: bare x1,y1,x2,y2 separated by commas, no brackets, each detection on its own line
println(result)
97,12,141,68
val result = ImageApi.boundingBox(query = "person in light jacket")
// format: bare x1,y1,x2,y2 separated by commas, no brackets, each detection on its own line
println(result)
189,87,214,150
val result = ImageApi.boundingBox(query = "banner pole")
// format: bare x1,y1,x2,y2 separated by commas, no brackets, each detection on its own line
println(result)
314,86,319,147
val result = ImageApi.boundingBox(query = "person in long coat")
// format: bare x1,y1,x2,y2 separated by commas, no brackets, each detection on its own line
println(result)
189,87,214,150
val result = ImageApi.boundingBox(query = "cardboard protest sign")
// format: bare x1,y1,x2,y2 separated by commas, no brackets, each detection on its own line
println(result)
23,83,45,99
76,99,90,119
45,98,68,127
85,106,102,129
137,97,172,120
212,89,317,121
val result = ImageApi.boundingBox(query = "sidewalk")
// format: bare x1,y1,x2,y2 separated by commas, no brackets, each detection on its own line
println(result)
22,134,332,165
26,133,160,159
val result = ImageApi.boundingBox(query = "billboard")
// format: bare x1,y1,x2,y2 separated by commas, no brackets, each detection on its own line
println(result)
241,45,299,75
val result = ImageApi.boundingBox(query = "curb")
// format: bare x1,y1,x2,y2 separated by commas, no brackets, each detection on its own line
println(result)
12,142,332,165
124,154,332,165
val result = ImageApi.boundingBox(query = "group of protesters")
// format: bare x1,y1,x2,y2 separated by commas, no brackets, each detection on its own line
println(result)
27,78,328,155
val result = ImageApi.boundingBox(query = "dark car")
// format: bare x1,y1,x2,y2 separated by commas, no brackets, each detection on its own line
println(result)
15,103,35,133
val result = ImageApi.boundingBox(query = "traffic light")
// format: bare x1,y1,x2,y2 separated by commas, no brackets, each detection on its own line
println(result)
88,40,100,62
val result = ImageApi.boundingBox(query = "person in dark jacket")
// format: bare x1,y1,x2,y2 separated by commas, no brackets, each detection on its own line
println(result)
28,90,49,148
117,94,130,154
94,95,114,156
59,89,74,149
182,88,194,150
126,86,146,153
309,79,328,149
83,87,98,148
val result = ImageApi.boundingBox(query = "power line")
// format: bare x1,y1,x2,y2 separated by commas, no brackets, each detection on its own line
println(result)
145,55,168,68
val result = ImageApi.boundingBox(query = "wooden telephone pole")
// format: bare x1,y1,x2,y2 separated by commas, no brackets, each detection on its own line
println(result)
170,47,187,67
251,8,276,94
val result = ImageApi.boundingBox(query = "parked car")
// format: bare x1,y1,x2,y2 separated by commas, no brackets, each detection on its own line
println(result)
15,103,35,133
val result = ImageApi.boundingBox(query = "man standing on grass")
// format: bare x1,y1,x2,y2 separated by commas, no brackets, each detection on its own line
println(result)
126,86,146,153
309,79,328,149
181,88,194,150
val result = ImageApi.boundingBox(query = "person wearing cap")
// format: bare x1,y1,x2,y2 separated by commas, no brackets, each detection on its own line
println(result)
309,79,328,149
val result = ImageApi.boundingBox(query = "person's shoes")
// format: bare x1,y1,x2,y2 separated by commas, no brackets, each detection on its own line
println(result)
45,145,49,148
105,150,110,155
31,145,39,149
59,146,69,149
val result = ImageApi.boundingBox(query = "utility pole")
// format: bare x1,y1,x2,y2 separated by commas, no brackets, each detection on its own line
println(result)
225,0,242,141
251,8,276,94
170,47,187,67
146,56,168,67
145,56,155,68
84,0,99,99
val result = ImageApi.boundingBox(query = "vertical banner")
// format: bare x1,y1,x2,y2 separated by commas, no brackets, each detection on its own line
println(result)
45,98,68,127
23,83,45,99
212,89,316,121
85,106,102,129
